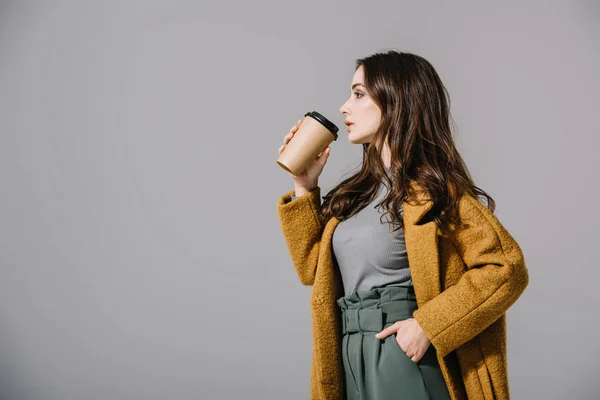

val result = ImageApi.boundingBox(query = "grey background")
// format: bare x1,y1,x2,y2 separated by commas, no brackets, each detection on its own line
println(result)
0,0,598,399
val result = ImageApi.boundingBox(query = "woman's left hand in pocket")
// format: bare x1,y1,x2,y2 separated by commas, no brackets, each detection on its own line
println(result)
375,318,431,363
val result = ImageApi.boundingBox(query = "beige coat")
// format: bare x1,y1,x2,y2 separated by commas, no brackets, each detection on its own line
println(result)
276,183,529,400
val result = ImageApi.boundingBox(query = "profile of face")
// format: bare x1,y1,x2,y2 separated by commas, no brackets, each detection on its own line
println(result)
339,65,382,144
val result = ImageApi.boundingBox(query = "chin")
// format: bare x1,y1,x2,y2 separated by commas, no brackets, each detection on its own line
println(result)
348,132,372,144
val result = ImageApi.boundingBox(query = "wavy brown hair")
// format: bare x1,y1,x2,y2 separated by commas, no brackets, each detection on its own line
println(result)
320,50,495,234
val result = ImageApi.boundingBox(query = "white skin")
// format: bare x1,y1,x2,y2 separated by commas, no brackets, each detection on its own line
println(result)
340,65,432,363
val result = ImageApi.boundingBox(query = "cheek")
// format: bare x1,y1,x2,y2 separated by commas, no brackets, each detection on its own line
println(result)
366,105,381,126
367,114,381,131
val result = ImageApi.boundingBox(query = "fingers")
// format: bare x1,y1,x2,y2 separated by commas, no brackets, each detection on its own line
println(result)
375,324,396,339
397,338,408,353
279,119,303,154
283,120,302,145
317,146,331,164
398,339,424,363
375,319,406,339
396,337,420,362
283,132,293,146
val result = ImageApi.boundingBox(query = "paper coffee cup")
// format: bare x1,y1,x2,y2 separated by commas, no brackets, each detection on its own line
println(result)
277,111,339,176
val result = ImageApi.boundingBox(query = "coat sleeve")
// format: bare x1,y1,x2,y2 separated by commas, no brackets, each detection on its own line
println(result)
276,186,325,286
412,194,529,357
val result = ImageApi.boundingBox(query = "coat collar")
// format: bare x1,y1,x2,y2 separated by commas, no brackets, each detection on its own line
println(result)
401,181,435,226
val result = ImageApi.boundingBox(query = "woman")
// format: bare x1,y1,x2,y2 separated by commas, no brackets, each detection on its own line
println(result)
276,50,529,400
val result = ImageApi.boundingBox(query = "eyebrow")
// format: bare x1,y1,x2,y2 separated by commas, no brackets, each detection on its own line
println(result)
351,83,365,90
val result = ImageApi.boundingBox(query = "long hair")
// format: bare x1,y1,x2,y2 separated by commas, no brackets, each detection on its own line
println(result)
320,50,495,233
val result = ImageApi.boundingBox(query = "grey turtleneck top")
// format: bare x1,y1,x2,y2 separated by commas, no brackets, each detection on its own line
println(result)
290,167,412,297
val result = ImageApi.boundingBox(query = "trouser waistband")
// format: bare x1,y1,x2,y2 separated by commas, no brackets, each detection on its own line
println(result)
336,286,418,335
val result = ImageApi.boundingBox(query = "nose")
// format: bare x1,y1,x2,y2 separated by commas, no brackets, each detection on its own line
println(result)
339,100,350,116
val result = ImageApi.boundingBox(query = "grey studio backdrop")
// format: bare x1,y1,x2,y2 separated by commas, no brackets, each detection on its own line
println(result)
0,1,598,399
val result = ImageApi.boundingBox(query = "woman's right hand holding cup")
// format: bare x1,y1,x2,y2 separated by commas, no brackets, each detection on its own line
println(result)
278,118,331,196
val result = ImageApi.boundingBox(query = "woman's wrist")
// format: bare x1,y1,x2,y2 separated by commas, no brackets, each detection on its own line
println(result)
294,183,317,197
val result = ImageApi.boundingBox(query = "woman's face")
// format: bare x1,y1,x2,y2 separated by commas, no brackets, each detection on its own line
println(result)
339,65,382,144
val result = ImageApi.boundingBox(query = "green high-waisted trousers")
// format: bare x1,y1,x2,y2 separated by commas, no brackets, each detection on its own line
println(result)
336,286,451,400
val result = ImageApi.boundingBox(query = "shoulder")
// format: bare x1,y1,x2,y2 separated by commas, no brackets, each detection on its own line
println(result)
456,192,494,222
448,192,523,260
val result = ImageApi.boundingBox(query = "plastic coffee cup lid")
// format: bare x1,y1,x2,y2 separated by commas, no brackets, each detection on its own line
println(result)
304,111,339,140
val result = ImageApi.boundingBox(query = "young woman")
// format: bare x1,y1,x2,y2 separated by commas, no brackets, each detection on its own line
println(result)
276,50,529,400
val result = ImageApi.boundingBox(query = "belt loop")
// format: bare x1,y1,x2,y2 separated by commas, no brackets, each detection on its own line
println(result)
358,294,364,333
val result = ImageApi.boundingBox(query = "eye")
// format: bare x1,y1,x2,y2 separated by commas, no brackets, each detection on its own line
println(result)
353,92,363,98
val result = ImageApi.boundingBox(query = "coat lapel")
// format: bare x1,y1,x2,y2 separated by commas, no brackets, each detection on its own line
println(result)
402,198,442,305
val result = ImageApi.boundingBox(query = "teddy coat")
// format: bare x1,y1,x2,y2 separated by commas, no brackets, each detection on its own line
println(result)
276,183,529,400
